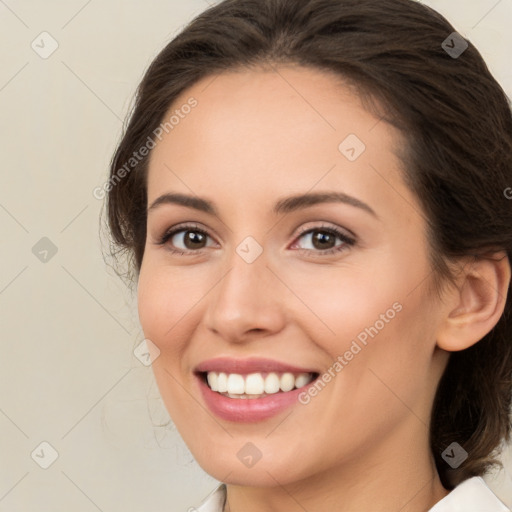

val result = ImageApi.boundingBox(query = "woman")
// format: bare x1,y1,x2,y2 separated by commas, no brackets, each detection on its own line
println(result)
103,0,512,510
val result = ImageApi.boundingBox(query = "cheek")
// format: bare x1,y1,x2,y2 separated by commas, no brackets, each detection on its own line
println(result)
137,262,201,360
280,259,405,349
283,252,435,391
137,263,207,421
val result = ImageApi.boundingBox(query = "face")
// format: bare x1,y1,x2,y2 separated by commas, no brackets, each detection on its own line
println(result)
137,66,449,487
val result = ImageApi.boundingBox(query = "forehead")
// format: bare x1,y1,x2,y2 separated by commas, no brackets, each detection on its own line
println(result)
146,65,412,220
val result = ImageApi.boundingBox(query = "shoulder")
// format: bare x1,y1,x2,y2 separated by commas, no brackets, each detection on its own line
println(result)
428,476,510,512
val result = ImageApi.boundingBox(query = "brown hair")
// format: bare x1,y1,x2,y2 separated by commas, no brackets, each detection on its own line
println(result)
103,0,512,489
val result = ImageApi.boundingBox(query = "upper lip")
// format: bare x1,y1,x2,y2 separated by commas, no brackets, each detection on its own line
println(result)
194,357,319,375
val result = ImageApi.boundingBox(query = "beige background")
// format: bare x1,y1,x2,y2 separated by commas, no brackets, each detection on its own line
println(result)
0,0,511,510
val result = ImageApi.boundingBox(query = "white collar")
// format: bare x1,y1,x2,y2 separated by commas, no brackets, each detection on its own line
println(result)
195,483,226,512
428,476,509,511
195,477,510,511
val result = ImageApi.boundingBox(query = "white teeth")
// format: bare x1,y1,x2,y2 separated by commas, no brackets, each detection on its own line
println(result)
207,372,218,391
217,372,228,393
294,373,311,388
204,371,315,396
280,372,295,392
227,374,245,394
227,392,246,399
226,392,266,399
264,373,281,394
245,373,265,394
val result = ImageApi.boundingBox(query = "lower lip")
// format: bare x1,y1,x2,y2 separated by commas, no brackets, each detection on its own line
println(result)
196,374,314,423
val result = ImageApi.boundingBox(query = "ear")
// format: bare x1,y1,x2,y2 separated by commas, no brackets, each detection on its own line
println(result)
436,251,511,352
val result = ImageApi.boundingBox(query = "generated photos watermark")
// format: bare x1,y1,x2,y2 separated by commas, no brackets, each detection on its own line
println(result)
93,97,198,200
298,301,403,404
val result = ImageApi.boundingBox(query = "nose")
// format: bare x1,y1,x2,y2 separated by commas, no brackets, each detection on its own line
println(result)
203,246,286,343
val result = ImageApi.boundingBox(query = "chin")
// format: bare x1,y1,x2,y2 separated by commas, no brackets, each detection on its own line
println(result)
192,447,309,488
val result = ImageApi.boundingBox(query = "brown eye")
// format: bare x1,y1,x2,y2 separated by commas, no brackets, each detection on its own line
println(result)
157,224,214,254
181,230,207,249
292,226,355,255
310,231,337,250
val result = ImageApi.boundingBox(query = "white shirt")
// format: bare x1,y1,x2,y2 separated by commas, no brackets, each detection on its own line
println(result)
193,476,510,511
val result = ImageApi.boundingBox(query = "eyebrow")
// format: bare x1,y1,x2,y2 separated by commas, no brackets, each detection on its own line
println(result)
147,191,377,218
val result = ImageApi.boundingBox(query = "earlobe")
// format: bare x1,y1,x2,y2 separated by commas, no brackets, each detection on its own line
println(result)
436,251,511,352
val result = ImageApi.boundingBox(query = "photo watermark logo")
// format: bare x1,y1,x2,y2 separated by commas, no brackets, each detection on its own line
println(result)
93,97,198,200
298,301,403,404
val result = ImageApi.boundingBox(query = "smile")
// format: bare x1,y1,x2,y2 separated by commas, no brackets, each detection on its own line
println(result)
202,371,317,398
194,357,321,422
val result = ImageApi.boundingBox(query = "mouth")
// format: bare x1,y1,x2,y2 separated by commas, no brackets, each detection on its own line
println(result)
193,357,322,421
196,370,320,399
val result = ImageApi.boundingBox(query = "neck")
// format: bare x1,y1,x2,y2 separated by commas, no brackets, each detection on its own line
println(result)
223,419,450,512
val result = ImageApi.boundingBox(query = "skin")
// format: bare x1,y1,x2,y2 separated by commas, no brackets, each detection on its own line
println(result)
137,65,510,511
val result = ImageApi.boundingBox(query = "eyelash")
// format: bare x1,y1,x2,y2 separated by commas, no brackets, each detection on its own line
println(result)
155,222,356,257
